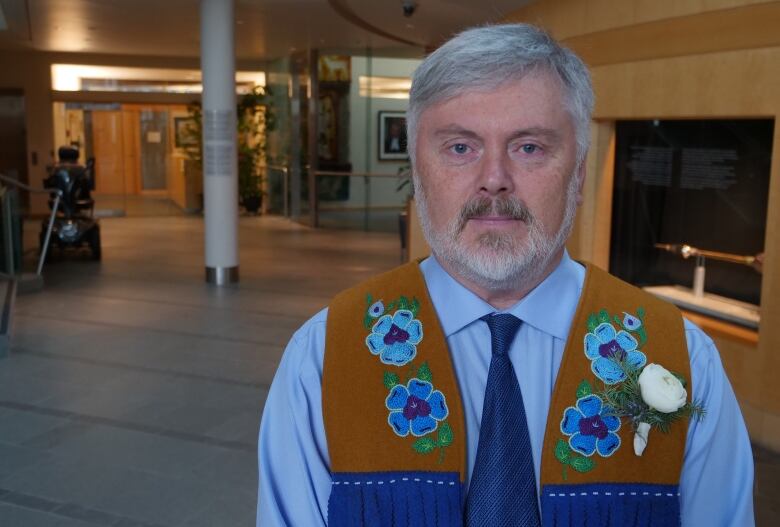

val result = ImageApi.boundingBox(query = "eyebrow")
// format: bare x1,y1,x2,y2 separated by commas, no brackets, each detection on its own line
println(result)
433,125,563,144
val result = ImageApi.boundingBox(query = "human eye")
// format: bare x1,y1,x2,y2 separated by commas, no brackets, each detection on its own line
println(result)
520,143,539,154
519,143,541,155
449,143,471,155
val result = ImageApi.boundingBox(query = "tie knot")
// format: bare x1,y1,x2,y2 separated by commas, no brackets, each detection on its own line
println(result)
481,313,522,356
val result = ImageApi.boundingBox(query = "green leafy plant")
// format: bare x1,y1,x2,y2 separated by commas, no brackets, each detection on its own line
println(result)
183,85,276,208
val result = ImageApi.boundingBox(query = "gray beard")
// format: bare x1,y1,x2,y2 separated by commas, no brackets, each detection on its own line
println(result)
413,173,579,293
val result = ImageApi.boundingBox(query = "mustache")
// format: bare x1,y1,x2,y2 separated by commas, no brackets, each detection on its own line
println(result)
456,196,534,234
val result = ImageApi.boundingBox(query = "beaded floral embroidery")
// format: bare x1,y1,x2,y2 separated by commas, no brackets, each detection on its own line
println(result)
386,378,449,437
364,293,454,462
583,308,647,384
554,380,608,479
364,294,423,366
560,393,622,458
554,307,703,478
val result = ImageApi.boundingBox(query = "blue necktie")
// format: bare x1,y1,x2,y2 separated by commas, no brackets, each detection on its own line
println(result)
465,314,541,527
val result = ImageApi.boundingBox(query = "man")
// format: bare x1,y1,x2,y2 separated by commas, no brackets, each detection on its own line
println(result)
385,119,408,153
258,24,753,526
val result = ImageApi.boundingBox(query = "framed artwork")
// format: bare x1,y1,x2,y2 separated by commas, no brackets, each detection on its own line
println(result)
174,116,197,148
318,55,351,83
378,111,408,161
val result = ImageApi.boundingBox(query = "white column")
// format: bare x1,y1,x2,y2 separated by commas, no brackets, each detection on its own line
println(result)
201,0,238,285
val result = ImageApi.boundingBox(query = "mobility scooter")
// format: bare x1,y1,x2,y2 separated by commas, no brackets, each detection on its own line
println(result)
40,146,101,261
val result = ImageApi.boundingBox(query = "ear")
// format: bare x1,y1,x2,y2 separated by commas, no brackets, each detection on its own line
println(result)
574,161,587,206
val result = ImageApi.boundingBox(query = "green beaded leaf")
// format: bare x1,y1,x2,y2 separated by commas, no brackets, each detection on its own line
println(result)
437,422,453,447
637,307,646,319
366,293,373,305
398,296,411,311
364,314,374,329
555,439,571,463
411,297,420,316
569,456,596,473
413,437,437,454
417,362,433,382
586,314,599,332
576,380,593,399
597,309,610,323
637,327,648,347
383,371,400,390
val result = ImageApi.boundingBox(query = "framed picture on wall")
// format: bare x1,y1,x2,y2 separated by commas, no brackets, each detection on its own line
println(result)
378,111,408,161
174,116,197,148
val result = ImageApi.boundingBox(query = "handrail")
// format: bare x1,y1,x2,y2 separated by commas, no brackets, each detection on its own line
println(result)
0,173,63,276
265,166,409,228
0,173,63,198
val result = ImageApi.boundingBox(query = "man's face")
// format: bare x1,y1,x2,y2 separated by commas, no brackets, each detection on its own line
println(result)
413,71,584,291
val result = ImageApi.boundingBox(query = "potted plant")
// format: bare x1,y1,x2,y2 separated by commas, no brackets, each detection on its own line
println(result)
184,85,275,214
238,144,262,214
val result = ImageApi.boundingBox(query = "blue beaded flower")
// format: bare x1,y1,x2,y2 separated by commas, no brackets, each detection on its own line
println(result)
584,322,646,384
560,394,621,457
365,309,423,366
385,378,448,437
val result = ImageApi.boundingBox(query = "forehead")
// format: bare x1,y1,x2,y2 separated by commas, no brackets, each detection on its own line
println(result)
419,71,572,132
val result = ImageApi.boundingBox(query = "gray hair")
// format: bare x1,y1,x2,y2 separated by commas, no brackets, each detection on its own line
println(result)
407,23,594,165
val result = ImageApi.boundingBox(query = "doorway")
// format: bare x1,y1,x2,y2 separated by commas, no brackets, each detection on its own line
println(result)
53,102,192,217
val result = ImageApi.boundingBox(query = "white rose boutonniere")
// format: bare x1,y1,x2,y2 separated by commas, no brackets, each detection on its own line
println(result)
597,359,705,457
638,363,687,413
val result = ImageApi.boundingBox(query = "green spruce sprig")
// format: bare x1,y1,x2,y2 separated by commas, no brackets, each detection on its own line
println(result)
596,358,706,433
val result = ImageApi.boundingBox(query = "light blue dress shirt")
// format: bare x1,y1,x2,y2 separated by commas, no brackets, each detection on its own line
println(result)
257,252,754,526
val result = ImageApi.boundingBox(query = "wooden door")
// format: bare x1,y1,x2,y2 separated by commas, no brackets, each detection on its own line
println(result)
91,111,125,194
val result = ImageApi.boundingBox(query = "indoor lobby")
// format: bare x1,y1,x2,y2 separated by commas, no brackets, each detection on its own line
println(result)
1,1,780,526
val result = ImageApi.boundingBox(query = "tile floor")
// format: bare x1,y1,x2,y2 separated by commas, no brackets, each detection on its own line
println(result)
0,215,776,526
2,215,398,526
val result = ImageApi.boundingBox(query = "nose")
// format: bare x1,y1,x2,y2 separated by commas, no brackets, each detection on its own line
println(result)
477,145,514,197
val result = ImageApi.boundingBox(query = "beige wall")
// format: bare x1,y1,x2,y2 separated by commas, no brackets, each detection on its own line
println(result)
503,0,780,450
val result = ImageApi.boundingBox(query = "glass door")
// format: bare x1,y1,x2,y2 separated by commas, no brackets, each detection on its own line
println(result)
139,109,169,191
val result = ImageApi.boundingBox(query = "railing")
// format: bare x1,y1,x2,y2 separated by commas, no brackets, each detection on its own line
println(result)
266,166,409,230
313,170,407,231
266,165,289,217
0,173,62,277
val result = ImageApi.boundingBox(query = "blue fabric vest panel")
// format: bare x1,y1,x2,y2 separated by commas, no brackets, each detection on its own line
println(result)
328,471,463,527
541,483,681,527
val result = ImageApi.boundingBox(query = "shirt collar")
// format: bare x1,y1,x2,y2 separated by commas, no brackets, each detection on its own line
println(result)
419,251,585,340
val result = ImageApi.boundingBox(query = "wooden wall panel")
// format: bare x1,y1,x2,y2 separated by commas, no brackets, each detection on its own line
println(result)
565,2,780,67
506,0,776,40
121,108,139,195
500,0,780,449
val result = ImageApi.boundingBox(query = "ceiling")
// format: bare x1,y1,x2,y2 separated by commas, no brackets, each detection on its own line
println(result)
0,0,531,61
